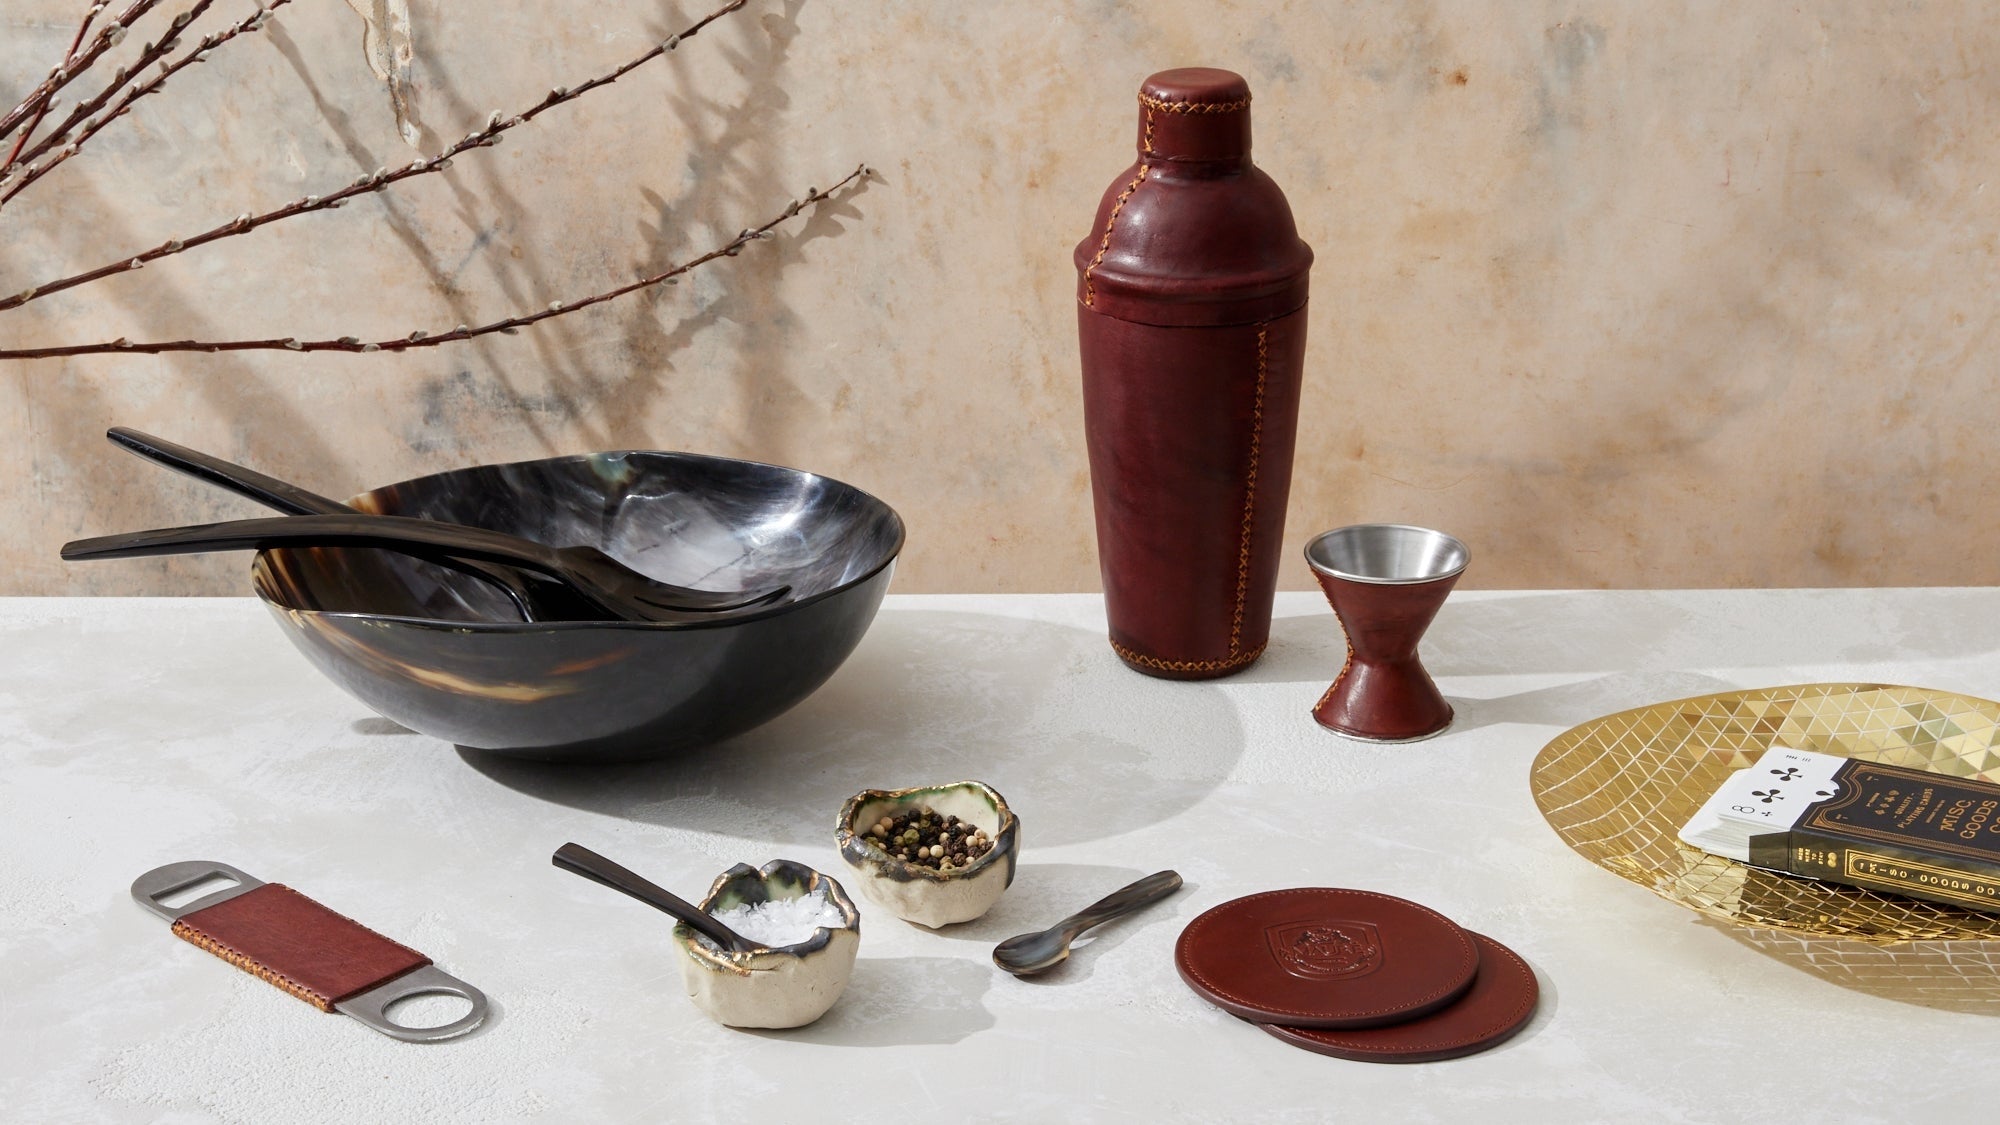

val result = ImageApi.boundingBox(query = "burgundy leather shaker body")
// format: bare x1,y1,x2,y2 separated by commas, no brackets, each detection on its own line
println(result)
1075,68,1313,679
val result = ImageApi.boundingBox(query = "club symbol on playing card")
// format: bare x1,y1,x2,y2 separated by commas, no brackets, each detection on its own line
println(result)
1751,788,1783,803
1771,767,1802,781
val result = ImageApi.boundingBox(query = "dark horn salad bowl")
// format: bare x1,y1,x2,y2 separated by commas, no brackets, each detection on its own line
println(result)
252,451,904,762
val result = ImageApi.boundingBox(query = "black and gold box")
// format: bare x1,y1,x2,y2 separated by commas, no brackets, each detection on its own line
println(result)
1680,747,2000,914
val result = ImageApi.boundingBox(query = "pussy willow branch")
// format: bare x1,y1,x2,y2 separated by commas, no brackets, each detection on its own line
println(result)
3,0,284,198
70,1,108,50
0,0,167,142
0,164,868,359
1,1,110,171
0,0,747,307
9,0,252,177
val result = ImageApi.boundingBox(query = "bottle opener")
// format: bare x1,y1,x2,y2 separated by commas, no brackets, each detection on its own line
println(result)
131,860,489,1042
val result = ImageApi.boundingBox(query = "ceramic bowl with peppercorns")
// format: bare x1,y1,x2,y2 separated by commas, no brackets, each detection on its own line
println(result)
836,781,1019,928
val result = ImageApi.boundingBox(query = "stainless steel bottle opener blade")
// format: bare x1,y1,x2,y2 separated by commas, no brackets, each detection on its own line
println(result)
132,860,489,1043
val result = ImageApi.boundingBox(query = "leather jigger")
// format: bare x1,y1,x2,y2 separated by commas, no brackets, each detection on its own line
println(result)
1304,525,1468,742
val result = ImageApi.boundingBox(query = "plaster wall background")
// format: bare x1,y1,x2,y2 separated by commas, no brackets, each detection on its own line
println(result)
3,0,1996,595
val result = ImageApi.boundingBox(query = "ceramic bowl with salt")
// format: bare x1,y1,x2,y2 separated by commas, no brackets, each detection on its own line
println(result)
836,781,1020,928
670,859,861,1029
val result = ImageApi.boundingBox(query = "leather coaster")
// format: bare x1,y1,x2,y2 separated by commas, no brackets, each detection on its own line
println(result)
1175,888,1478,1029
1260,931,1539,1063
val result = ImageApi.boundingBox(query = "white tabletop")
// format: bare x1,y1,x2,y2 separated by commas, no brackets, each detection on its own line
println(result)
5,590,2000,1123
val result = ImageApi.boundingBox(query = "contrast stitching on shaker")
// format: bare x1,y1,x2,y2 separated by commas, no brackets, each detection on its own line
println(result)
1139,93,1251,114
1112,638,1266,674
172,918,333,1011
1228,326,1271,658
1083,110,1154,306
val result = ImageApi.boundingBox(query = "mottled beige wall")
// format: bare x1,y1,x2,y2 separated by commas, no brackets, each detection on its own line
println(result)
4,1,1997,595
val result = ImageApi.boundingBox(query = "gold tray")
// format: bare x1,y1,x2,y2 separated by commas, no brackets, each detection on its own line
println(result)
1532,683,2000,944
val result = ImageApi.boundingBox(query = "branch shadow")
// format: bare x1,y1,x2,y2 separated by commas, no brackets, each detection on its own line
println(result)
7,3,862,593
328,0,861,460
4,174,359,595
607,0,868,455
266,18,585,461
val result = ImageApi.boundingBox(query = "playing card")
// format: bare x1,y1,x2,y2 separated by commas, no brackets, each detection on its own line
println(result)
1678,746,1846,860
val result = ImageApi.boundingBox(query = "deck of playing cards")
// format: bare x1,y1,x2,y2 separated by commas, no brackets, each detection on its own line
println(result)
1678,746,2000,915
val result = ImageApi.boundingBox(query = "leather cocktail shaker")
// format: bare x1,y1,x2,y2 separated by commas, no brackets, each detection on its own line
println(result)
1075,68,1312,680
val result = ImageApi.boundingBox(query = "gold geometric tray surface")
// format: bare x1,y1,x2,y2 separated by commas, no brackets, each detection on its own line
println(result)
1532,683,2000,945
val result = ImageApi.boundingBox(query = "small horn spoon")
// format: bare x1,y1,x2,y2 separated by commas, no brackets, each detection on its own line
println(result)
992,870,1183,976
552,842,760,955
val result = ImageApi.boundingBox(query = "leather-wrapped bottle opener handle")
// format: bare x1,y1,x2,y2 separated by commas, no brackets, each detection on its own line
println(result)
131,860,488,1043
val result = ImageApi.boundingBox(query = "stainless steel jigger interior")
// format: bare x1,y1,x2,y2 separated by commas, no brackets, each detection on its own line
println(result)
1304,524,1470,586
1304,524,1469,742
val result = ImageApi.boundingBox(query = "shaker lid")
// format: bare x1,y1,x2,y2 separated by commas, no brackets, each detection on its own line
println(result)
1143,67,1250,103
1074,68,1313,327
1175,888,1480,1028
1139,68,1253,164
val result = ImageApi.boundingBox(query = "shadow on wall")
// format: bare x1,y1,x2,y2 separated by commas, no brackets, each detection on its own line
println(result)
16,171,360,596
346,0,872,460
22,0,869,595
611,0,871,456
264,15,584,462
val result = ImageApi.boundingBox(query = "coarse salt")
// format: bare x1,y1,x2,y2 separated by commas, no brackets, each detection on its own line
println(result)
699,888,846,951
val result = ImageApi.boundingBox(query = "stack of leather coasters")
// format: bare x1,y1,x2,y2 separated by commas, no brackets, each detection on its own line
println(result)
1174,888,1538,1062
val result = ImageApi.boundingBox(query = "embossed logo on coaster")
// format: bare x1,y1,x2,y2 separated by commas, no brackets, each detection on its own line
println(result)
1266,920,1382,980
